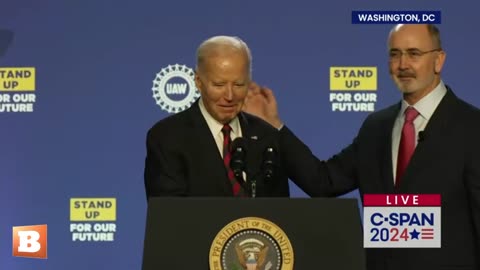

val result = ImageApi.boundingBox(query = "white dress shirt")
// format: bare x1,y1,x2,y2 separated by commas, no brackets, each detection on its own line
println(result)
391,81,447,182
199,99,243,158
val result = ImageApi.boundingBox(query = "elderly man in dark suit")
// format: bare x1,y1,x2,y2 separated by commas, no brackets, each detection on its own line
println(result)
245,24,480,270
144,36,289,198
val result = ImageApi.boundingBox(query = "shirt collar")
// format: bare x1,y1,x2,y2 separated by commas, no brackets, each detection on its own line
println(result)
398,80,447,121
199,98,241,137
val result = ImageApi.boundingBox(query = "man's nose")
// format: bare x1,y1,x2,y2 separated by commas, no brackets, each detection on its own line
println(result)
224,85,234,100
398,54,410,70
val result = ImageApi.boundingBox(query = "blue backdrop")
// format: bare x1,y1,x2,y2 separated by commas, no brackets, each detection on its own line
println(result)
2,0,479,269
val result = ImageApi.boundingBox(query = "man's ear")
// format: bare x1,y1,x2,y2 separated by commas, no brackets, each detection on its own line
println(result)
434,51,446,74
194,71,203,93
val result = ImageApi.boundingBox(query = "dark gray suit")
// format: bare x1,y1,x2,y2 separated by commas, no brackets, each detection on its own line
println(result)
145,101,290,198
281,88,480,270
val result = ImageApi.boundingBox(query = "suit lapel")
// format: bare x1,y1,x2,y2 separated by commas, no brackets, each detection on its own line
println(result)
239,112,258,175
379,104,400,193
239,112,270,144
398,89,457,191
238,112,270,193
239,112,262,146
187,101,233,195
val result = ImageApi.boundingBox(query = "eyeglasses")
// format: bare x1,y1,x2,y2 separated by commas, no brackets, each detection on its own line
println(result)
389,48,442,62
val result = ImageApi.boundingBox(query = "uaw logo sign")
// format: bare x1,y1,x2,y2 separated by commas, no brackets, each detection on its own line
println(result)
151,64,200,113
209,217,294,270
364,194,441,248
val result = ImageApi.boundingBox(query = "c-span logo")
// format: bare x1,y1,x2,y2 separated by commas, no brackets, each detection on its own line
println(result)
209,217,294,270
12,224,47,259
151,64,200,113
363,194,441,248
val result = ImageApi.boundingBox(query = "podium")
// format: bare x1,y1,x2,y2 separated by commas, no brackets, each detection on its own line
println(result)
142,198,365,270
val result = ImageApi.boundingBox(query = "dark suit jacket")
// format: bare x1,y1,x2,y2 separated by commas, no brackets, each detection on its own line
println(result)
145,101,290,198
281,88,480,270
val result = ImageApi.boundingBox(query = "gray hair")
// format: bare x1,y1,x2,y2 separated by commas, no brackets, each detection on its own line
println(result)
389,24,442,49
195,35,252,76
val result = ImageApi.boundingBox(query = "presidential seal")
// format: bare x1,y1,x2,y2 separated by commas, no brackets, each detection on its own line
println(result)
151,64,200,113
209,217,294,270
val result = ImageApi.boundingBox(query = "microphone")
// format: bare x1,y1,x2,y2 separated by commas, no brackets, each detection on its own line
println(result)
262,147,277,180
230,137,247,180
418,131,426,142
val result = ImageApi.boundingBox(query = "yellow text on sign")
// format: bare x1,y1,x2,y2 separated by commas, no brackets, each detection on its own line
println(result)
70,198,116,221
330,67,377,91
0,68,36,91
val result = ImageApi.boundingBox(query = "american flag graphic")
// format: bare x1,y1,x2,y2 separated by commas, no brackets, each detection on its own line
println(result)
421,228,435,239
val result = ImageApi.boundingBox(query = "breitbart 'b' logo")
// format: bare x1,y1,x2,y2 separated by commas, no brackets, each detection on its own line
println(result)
209,217,294,270
12,224,47,259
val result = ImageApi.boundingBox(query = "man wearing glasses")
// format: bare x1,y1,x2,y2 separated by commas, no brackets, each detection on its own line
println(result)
244,24,480,270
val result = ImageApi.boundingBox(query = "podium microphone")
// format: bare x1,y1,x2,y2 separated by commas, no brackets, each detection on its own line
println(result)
262,147,277,180
230,137,247,181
